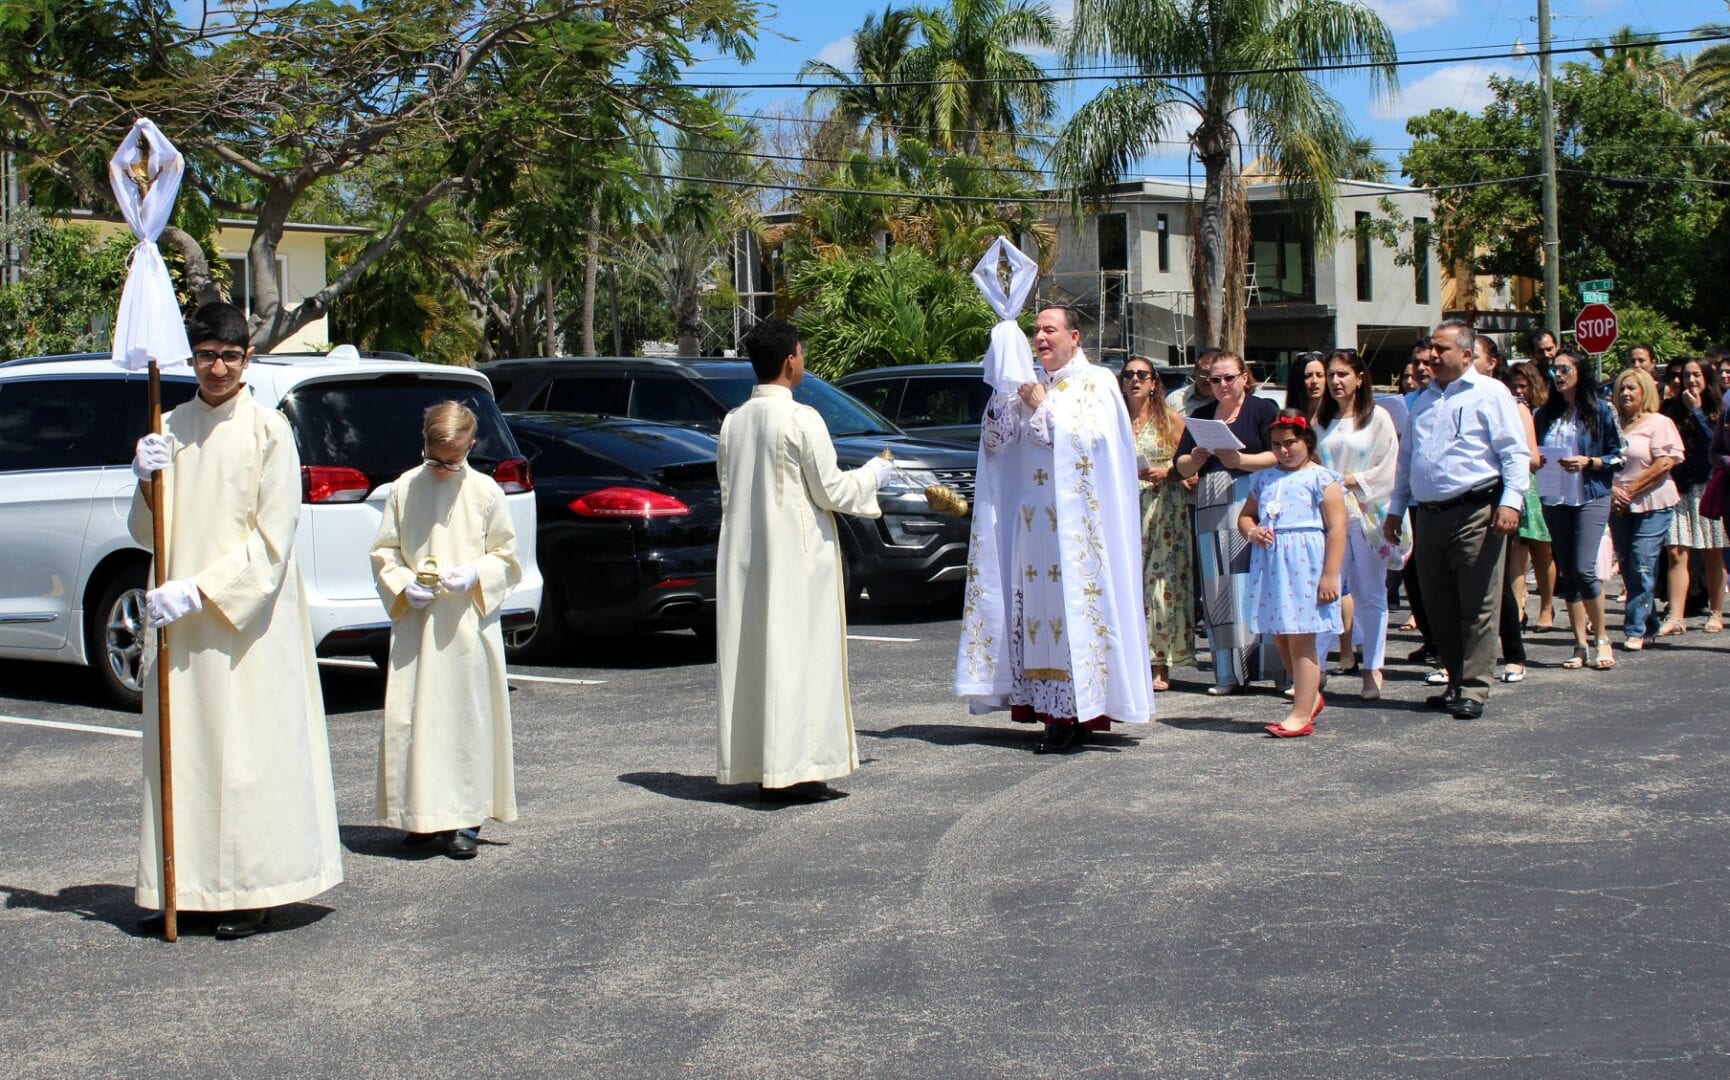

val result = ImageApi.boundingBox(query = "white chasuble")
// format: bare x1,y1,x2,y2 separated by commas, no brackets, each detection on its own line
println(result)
715,385,881,787
128,388,343,911
371,466,522,832
955,353,1153,723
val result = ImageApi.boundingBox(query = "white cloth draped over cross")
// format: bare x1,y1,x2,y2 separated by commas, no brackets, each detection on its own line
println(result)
971,236,1039,393
107,118,192,372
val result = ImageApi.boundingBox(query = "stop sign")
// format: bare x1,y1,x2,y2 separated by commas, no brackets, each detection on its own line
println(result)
1575,303,1619,354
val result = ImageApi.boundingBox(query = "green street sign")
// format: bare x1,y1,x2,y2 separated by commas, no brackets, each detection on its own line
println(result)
1578,278,1613,293
1581,290,1609,304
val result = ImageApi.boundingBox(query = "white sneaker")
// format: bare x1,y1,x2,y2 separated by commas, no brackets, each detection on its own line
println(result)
1424,668,1451,685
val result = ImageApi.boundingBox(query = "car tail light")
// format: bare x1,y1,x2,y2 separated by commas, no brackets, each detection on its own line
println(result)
302,465,371,504
569,487,689,518
654,577,698,589
494,456,533,493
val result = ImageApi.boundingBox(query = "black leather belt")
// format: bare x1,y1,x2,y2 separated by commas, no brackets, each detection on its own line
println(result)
1416,483,1501,513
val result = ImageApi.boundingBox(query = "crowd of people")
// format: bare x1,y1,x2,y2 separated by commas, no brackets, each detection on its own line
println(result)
1118,322,1730,731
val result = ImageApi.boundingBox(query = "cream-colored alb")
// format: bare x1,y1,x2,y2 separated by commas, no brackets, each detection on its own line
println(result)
129,387,343,911
715,386,881,787
371,466,522,832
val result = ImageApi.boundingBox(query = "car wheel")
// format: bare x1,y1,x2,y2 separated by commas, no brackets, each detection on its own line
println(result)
504,582,572,664
90,569,148,712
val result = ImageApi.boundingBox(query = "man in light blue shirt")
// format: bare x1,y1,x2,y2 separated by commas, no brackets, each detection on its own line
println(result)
1386,319,1531,718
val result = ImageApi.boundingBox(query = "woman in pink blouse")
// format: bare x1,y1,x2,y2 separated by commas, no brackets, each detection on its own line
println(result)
1611,369,1685,649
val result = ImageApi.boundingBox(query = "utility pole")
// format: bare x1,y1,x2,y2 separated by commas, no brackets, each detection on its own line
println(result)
1538,0,1562,341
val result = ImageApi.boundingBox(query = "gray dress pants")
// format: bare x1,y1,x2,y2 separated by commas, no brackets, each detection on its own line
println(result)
1414,493,1507,705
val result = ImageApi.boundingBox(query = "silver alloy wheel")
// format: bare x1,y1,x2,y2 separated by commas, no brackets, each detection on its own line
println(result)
105,587,147,695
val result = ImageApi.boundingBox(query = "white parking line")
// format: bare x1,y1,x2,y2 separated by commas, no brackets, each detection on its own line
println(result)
0,714,142,739
848,634,921,643
319,658,604,686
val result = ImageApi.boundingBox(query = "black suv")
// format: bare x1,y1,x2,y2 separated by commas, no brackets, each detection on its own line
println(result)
483,357,977,605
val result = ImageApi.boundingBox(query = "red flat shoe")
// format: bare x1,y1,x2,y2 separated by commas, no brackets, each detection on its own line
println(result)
1265,719,1314,738
1311,692,1325,721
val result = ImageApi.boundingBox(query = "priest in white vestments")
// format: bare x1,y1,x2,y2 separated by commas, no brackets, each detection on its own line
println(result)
956,306,1154,752
128,302,342,939
714,318,892,801
372,401,522,859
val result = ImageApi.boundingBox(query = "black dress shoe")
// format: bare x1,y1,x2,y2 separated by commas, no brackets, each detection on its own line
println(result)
1036,722,1076,754
1425,686,1462,709
138,911,167,934
1449,698,1485,720
214,908,269,940
447,831,479,859
1405,646,1438,665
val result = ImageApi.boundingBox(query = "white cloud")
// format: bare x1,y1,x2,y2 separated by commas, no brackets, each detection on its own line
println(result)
1359,0,1460,34
812,35,855,71
1374,62,1519,121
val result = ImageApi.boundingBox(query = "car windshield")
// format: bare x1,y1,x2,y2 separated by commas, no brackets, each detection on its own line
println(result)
702,373,899,436
280,376,519,484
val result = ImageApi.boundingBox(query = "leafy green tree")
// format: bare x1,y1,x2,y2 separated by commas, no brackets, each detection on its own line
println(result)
799,6,920,156
0,216,132,360
901,0,1059,155
1,0,759,349
1053,0,1398,354
790,246,1004,377
1402,57,1729,339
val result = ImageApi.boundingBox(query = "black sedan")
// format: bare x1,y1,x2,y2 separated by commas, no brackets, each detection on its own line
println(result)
504,412,721,660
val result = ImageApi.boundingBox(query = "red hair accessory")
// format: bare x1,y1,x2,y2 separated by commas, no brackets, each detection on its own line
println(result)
1271,415,1310,431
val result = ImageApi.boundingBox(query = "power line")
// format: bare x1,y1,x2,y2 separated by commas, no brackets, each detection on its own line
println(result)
642,170,1545,204
675,29,1730,92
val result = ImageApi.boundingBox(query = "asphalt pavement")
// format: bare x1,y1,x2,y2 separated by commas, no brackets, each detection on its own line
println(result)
2,599,1728,1077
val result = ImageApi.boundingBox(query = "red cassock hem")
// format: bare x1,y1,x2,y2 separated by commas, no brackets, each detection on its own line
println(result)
1009,704,1113,731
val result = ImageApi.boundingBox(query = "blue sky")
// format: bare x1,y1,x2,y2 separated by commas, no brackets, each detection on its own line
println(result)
690,0,1730,180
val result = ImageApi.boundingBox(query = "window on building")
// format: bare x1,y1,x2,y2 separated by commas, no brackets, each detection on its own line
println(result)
1098,214,1127,272
1248,209,1316,304
1413,216,1431,304
1354,212,1372,302
1156,214,1170,273
223,255,286,317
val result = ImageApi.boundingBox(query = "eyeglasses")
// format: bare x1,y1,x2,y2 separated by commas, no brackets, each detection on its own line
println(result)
1552,364,1576,375
423,455,466,473
192,348,247,367
1120,370,1154,381
1204,373,1242,385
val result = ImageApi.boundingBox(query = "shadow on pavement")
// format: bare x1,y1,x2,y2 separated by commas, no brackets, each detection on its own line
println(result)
618,771,836,811
0,882,332,938
1158,715,1278,736
534,631,716,672
340,824,446,861
849,597,962,627
862,723,1035,749
0,660,133,714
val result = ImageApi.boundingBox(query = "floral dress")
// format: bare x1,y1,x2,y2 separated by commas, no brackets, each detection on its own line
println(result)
1246,465,1346,636
1135,422,1195,667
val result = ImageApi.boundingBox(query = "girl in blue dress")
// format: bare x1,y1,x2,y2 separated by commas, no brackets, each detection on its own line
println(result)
1238,410,1348,737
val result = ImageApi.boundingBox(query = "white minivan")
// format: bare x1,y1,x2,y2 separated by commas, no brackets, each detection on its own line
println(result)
0,351,541,709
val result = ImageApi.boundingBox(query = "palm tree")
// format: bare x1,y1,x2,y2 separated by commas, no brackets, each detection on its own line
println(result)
1682,13,1730,121
799,6,920,156
900,0,1060,155
1339,135,1389,183
1589,26,1684,106
1052,0,1397,353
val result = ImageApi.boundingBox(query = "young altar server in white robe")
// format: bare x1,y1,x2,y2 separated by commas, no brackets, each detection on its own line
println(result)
371,401,521,859
714,318,893,801
956,306,1154,752
128,302,342,939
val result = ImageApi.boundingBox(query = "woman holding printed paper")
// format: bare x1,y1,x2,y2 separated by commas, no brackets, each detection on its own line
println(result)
1533,351,1626,672
1173,353,1280,695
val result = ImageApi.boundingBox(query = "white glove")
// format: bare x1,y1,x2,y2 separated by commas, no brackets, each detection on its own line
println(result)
145,579,203,628
404,582,436,609
439,565,480,593
865,456,896,490
132,433,171,481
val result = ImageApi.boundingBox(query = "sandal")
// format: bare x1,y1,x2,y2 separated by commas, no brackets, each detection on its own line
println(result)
1592,639,1616,671
1706,615,1724,634
1561,646,1587,670
1624,638,1646,652
1152,671,1171,692
1658,619,1687,637
1499,665,1526,683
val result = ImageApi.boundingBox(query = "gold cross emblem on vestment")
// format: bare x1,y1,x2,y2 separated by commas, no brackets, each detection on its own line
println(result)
1048,565,1061,581
1033,468,1049,486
